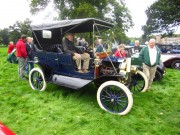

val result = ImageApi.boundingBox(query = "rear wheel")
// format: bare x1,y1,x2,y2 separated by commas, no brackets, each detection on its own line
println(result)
130,70,148,92
97,81,133,115
171,60,180,70
29,68,47,91
154,70,162,81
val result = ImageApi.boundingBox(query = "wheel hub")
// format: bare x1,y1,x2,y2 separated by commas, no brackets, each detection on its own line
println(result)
175,63,180,68
110,95,118,102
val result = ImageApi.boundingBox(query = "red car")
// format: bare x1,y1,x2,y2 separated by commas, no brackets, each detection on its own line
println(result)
0,122,15,135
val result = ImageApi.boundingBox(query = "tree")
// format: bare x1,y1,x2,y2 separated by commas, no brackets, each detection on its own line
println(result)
29,0,133,42
0,19,32,45
142,0,180,37
8,18,32,43
0,28,9,45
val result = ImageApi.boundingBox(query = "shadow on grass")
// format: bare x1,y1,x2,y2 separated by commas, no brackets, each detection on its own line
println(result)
44,82,98,107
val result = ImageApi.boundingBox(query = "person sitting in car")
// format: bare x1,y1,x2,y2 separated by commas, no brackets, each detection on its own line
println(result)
62,33,90,73
94,39,104,53
114,44,126,58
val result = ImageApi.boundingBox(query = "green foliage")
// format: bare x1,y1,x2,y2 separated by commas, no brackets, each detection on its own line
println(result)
0,28,9,45
8,18,32,43
142,0,180,37
70,3,97,18
29,0,132,42
0,47,180,135
0,19,32,44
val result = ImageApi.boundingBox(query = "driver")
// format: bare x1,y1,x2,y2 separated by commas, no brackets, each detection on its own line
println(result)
62,33,90,73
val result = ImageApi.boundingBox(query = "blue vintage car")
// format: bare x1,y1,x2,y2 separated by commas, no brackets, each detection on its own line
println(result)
29,18,149,115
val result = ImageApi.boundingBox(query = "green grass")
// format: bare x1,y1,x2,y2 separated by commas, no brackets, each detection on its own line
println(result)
0,47,180,135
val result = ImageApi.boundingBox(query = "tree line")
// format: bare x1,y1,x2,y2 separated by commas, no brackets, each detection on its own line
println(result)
0,19,32,45
0,0,179,45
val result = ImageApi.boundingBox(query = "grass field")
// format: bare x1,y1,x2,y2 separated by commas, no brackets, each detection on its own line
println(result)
0,47,180,135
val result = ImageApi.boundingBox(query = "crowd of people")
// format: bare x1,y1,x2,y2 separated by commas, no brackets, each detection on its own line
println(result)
7,34,36,79
7,33,160,89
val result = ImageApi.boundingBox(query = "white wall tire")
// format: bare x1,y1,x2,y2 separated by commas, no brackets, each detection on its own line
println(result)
29,68,47,91
97,81,133,115
130,70,148,92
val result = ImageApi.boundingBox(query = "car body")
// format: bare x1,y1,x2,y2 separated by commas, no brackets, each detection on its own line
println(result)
0,122,15,135
156,44,180,54
161,53,180,69
155,44,180,69
28,18,150,115
156,44,173,53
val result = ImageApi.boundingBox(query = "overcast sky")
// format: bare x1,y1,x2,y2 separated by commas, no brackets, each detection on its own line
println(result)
1,0,178,37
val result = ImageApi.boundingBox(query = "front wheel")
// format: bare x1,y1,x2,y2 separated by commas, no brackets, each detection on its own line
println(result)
130,70,148,92
171,60,180,70
97,81,133,115
29,68,47,91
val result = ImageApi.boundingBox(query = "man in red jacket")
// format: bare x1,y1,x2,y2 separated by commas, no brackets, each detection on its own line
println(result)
16,34,27,79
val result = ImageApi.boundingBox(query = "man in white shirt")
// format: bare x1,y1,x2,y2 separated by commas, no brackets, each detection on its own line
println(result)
139,38,161,90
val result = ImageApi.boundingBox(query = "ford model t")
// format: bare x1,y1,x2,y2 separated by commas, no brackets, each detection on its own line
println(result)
29,18,148,115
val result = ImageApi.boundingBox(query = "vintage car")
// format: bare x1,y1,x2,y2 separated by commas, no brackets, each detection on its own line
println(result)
29,18,149,115
161,53,180,69
156,44,180,54
155,44,180,69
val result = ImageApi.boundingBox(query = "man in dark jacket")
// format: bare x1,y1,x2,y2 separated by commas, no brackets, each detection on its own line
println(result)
134,40,140,53
139,38,161,89
62,33,90,73
25,37,36,75
16,34,27,79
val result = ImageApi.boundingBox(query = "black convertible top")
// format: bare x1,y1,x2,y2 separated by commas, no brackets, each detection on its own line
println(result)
31,18,113,33
31,18,114,50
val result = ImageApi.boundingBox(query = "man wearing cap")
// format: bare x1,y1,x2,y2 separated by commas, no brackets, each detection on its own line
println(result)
16,34,27,79
62,33,90,73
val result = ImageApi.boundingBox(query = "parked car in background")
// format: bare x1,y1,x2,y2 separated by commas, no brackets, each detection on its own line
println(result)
156,44,173,53
169,45,180,54
156,44,180,54
155,44,180,69
161,53,180,69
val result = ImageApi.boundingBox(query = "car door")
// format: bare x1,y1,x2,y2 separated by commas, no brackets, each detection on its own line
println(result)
46,52,59,71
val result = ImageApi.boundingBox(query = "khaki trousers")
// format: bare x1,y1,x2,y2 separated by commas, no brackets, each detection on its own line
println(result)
17,57,27,78
143,64,157,88
73,53,90,70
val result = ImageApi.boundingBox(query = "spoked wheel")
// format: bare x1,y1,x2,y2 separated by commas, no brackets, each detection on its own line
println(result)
29,68,47,91
130,70,148,93
97,81,133,115
154,70,162,81
171,60,180,70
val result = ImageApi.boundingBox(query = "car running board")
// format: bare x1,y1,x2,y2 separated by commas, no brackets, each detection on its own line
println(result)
52,75,92,90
